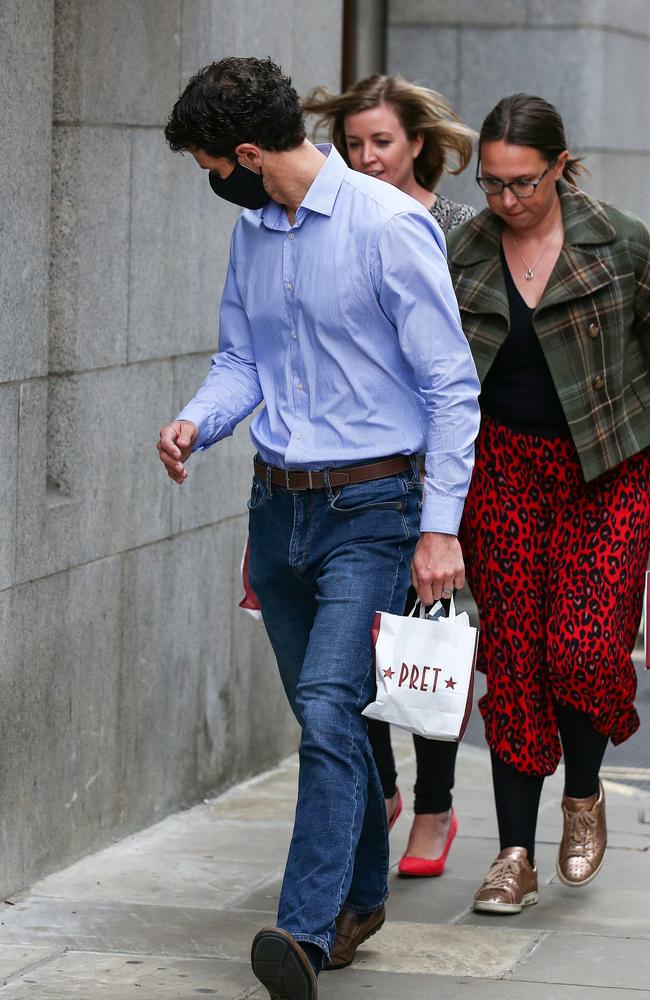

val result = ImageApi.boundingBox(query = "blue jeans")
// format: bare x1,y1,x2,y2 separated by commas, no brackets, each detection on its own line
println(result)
247,463,421,958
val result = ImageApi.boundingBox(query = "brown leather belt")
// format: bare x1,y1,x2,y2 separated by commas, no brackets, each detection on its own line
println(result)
253,454,412,491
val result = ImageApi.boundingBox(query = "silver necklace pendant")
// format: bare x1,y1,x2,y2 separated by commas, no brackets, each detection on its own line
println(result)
509,217,563,283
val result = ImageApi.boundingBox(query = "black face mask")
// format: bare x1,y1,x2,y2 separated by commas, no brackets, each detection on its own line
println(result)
208,161,270,210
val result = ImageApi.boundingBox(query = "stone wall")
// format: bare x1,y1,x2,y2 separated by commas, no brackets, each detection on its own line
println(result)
387,1,650,222
0,0,342,897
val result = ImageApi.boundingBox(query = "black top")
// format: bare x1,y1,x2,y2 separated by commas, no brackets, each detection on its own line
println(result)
480,248,570,438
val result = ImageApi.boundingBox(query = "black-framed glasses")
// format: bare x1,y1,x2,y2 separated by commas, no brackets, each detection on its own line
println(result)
475,161,555,199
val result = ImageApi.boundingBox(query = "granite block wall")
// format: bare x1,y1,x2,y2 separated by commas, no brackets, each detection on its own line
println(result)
0,0,342,896
387,1,650,222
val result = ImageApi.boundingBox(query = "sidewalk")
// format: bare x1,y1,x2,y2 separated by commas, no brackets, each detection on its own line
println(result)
0,731,648,998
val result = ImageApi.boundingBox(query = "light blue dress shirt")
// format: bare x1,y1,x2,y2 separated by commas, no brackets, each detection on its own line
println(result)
178,145,480,535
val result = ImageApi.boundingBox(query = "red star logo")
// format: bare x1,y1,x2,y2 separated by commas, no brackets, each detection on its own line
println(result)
383,666,395,680
445,676,456,689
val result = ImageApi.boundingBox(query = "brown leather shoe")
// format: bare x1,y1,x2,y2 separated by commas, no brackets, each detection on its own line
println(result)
324,905,386,971
557,780,607,887
473,847,539,914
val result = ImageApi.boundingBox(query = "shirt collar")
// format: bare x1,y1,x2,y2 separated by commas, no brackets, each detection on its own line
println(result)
261,144,346,230
299,144,347,217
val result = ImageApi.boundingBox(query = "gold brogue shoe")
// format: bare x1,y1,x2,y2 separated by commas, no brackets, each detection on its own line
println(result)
473,847,539,914
557,780,607,887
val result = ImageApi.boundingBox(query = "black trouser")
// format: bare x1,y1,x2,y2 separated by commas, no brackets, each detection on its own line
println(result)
491,703,608,864
367,719,458,812
366,586,458,814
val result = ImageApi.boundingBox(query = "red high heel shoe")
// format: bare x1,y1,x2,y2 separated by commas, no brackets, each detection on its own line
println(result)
398,808,458,877
388,787,403,832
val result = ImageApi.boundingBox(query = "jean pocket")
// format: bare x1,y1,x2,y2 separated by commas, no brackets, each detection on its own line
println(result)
328,475,407,513
247,477,267,512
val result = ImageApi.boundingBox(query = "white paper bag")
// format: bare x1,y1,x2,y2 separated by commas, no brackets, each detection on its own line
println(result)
363,598,479,741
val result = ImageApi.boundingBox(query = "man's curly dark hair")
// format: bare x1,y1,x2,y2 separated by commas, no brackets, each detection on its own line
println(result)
164,57,306,157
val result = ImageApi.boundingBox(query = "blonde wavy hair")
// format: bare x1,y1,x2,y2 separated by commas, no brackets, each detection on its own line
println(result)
303,74,476,191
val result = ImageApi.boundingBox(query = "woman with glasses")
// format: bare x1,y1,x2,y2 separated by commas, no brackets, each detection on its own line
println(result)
447,93,650,913
302,75,475,891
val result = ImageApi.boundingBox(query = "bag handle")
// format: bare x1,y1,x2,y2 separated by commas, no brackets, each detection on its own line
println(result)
407,599,427,619
408,595,456,621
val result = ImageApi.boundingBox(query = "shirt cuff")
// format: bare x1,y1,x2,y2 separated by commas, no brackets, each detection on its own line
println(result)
419,490,465,536
175,403,233,452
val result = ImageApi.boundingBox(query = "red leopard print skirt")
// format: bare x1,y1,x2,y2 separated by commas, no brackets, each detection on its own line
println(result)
460,416,650,777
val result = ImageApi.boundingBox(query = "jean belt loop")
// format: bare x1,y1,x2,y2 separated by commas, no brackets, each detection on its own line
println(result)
265,462,273,499
409,454,419,481
322,466,333,500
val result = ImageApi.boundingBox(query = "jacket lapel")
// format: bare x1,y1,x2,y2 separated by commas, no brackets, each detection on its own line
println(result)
538,182,617,311
448,211,509,321
452,257,510,320
537,246,615,312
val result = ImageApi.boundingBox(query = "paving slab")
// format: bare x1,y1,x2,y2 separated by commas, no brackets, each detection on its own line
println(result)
203,760,300,823
508,931,650,991
229,879,281,915
30,812,290,909
0,951,257,999
30,852,279,911
320,971,649,1000
461,883,650,938
0,899,270,961
0,944,62,981
384,873,476,924
345,921,539,977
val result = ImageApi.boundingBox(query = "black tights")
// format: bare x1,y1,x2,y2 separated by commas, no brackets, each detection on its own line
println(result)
492,703,608,863
367,718,458,813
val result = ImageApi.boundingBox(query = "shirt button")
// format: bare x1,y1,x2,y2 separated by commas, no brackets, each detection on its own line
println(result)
297,382,303,390
295,431,302,440
587,322,600,338
286,282,293,291
291,332,297,339
593,375,605,391
288,233,295,240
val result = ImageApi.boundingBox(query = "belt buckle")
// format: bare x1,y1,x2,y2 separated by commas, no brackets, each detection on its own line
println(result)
284,469,314,490
284,469,313,489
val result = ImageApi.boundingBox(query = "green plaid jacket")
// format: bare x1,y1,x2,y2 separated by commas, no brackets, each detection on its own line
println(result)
447,181,650,481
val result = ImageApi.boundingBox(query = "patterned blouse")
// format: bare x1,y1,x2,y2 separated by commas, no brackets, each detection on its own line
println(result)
430,194,476,235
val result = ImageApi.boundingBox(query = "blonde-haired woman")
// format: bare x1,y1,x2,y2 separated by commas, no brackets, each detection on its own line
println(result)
303,75,476,892
304,74,476,234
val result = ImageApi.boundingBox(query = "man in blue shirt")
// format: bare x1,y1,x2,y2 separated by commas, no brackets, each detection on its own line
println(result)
158,57,480,1000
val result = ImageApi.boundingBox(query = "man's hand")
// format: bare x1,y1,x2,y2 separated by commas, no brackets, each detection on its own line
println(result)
411,531,465,605
157,420,199,484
